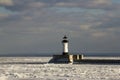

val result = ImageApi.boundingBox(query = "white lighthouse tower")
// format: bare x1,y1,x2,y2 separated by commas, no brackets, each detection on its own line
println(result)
62,35,69,55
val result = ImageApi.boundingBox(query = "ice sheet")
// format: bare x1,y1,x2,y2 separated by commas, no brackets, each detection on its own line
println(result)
0,57,120,80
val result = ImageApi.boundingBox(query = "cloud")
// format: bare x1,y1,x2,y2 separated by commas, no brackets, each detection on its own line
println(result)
1,0,118,12
0,0,120,54
0,13,9,19
0,7,18,22
55,0,114,10
0,0,13,6
28,2,48,8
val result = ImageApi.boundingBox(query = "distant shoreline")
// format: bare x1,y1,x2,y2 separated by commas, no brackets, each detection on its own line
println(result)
0,55,120,57
0,53,120,57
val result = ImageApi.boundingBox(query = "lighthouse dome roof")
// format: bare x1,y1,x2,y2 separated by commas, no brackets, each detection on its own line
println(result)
63,36,67,39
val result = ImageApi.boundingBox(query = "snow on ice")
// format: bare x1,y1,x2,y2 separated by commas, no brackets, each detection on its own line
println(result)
0,57,120,80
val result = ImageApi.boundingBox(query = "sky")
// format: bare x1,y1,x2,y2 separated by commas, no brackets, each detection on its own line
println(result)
0,0,120,56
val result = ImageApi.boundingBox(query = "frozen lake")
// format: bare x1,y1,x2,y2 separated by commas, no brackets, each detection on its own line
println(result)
0,57,120,80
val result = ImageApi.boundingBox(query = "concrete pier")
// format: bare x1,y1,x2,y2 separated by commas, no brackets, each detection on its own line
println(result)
49,54,83,63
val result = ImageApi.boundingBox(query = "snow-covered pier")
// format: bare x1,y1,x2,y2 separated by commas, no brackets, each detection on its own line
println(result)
50,36,120,64
74,59,120,64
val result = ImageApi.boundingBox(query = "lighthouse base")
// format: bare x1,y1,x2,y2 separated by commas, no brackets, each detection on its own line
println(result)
49,54,83,63
63,52,69,55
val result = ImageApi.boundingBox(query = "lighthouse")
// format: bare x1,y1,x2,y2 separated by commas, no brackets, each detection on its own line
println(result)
62,35,69,55
49,35,83,63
